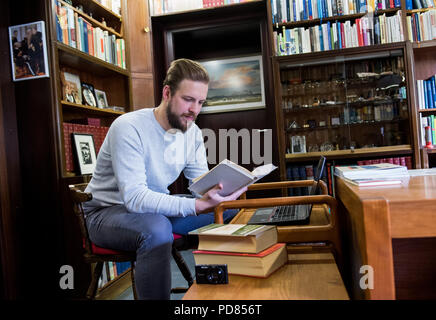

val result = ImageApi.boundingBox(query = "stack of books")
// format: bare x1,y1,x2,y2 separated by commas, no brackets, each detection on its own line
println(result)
334,162,410,187
189,224,288,278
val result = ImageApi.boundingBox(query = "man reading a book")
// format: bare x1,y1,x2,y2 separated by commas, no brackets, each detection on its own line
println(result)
83,59,247,300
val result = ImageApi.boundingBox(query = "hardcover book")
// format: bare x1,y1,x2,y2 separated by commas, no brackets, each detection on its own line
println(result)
193,243,288,278
189,223,277,253
188,159,277,197
335,163,409,180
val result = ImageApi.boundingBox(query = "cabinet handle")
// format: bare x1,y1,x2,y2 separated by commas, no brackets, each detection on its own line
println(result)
143,27,150,33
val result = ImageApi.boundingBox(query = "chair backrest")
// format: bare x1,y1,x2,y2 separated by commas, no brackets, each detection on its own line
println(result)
69,183,93,255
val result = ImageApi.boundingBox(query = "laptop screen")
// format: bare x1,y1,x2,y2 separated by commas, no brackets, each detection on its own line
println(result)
309,156,326,196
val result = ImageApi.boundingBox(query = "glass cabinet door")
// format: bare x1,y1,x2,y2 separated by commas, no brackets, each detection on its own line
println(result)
280,49,410,158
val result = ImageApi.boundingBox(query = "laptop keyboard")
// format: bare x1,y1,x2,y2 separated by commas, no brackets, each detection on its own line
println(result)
271,205,298,222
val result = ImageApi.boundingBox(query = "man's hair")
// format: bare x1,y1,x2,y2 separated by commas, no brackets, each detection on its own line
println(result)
163,58,209,95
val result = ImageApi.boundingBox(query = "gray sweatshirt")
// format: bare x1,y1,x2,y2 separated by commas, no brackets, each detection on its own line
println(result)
83,108,208,217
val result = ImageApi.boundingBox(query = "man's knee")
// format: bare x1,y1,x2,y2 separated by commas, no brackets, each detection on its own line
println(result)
137,214,173,250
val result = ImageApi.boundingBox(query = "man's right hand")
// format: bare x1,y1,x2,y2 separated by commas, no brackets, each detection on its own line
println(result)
195,184,247,214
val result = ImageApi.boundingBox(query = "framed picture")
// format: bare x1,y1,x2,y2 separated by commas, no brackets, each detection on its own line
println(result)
72,133,97,175
81,82,97,107
198,55,266,114
61,71,82,104
290,135,306,154
8,20,50,81
94,89,108,109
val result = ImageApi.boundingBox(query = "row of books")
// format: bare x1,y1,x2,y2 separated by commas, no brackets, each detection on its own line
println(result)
55,1,126,68
407,0,436,9
190,224,288,278
271,0,400,24
98,261,131,288
96,0,122,15
149,0,255,16
421,115,436,146
417,75,436,109
287,156,412,195
63,122,109,173
274,12,404,55
407,11,436,42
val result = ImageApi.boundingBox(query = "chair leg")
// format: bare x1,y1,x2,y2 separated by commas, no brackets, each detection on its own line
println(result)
171,244,194,294
130,261,138,300
87,261,103,300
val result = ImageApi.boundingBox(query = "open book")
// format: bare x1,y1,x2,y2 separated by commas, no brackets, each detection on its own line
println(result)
188,159,277,197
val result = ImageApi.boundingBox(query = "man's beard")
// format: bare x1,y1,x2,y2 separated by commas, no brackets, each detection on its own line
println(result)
166,100,195,132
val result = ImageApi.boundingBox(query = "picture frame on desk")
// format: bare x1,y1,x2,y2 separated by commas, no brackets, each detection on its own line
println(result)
72,133,97,175
8,20,49,81
198,55,266,114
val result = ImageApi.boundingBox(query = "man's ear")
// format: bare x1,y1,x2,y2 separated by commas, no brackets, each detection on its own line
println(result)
162,85,172,101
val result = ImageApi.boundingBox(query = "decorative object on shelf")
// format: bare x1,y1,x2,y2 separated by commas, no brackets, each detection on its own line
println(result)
61,71,81,104
331,117,341,126
320,142,334,152
94,89,108,109
8,20,49,81
291,135,306,154
307,119,316,128
308,144,319,152
81,82,97,107
198,55,266,114
72,133,97,175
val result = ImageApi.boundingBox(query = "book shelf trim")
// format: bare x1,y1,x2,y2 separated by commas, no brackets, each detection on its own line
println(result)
61,100,125,115
56,41,129,75
285,144,413,160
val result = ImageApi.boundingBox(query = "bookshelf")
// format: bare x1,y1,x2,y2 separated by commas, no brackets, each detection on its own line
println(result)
48,0,134,298
51,0,131,178
267,0,436,187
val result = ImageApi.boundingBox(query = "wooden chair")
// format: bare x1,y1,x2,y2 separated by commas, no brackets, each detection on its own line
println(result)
69,183,194,300
214,180,344,274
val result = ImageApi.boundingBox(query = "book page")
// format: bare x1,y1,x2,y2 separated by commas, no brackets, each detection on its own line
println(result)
251,163,277,179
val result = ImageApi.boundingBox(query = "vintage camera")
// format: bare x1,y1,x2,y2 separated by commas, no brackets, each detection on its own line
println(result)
195,264,228,284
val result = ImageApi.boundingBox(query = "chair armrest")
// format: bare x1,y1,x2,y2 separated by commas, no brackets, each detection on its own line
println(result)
239,180,328,199
214,195,338,240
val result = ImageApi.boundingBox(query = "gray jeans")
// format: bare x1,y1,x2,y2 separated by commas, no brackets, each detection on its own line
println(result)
85,205,237,299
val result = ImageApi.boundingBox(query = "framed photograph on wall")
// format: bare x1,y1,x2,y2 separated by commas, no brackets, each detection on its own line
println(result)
72,133,97,175
8,20,50,81
198,55,266,114
94,89,108,108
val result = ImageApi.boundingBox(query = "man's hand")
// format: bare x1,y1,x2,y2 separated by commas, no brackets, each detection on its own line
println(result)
195,184,247,214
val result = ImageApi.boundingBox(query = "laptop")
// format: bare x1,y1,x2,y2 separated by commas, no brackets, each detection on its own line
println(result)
247,156,326,226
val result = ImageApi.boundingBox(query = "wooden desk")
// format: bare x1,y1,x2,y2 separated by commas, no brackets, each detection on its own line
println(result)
335,175,436,300
183,206,349,300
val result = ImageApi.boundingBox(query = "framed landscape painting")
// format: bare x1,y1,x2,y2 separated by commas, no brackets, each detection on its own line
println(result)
198,55,266,114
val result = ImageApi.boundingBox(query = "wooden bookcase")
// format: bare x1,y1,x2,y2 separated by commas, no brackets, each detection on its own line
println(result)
50,0,132,179
47,0,134,298
267,0,436,186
